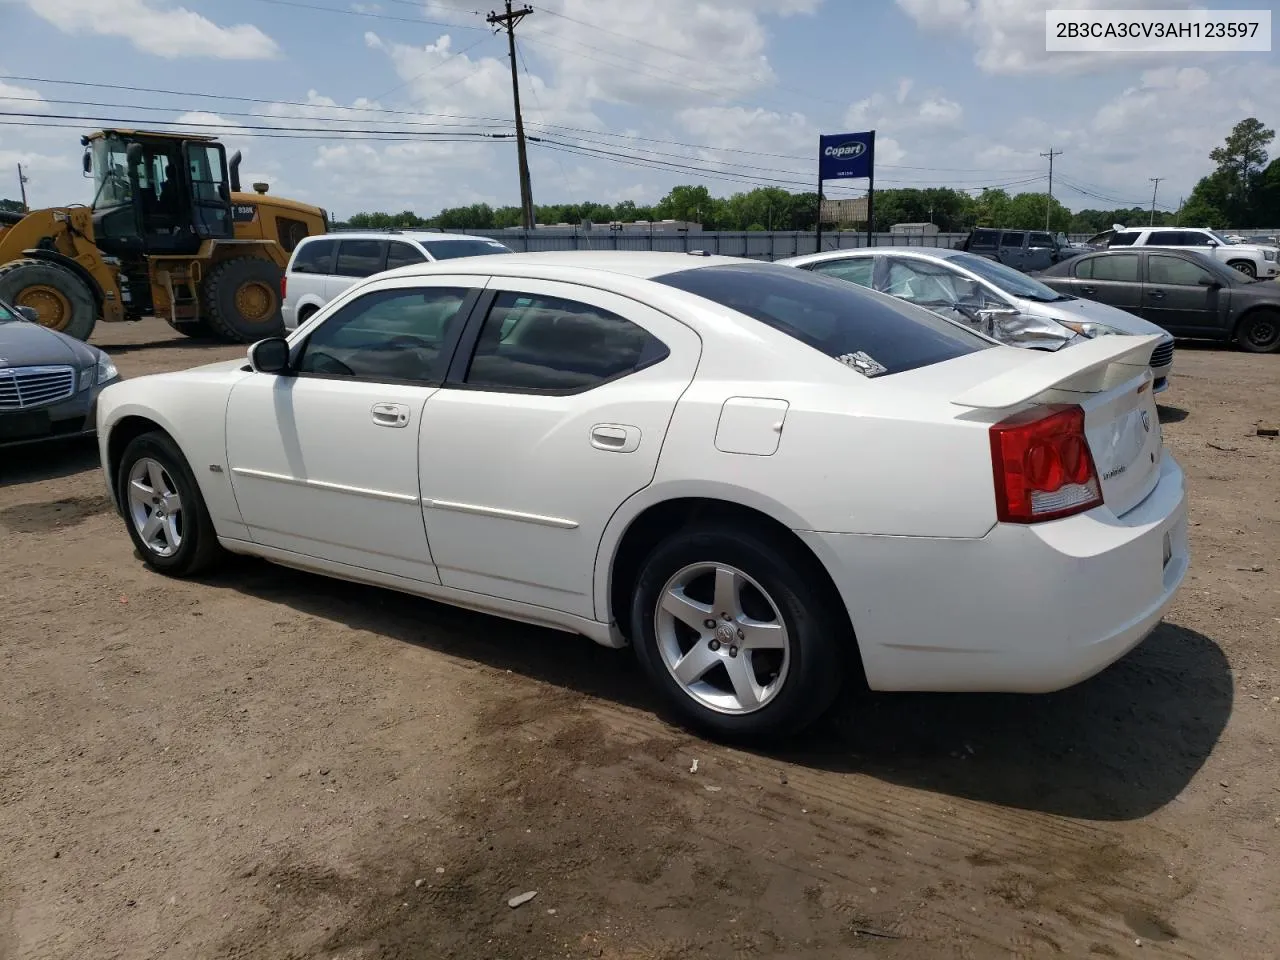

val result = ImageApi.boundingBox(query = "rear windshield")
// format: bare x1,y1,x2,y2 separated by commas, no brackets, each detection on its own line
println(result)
654,263,992,377
423,239,513,260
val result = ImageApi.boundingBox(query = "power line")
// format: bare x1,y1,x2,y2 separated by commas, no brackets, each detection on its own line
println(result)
247,0,490,31
0,110,513,138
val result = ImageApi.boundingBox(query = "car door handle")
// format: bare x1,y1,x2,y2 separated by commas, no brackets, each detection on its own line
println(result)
371,401,411,428
590,423,641,453
1079,285,1096,295
1148,290,1166,300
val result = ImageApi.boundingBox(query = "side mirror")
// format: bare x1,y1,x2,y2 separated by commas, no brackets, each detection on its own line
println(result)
1206,239,1219,247
248,337,291,374
15,305,39,322
82,150,92,175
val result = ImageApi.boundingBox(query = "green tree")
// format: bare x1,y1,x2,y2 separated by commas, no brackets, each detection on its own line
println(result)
654,184,715,224
1208,117,1274,225
0,197,24,214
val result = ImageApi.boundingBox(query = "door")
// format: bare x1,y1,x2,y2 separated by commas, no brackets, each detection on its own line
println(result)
180,141,234,241
1142,253,1224,335
998,231,1027,269
385,240,428,271
1071,253,1142,313
225,278,482,581
326,238,389,300
1025,231,1056,271
417,280,702,617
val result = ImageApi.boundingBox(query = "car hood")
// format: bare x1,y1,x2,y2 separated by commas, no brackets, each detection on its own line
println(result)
1010,295,1171,339
0,320,100,367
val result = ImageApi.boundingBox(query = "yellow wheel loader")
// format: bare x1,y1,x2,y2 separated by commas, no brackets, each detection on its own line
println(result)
0,129,328,343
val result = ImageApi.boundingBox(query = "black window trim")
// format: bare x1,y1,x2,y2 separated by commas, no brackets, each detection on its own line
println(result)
333,238,390,279
289,236,338,275
383,239,431,272
441,286,672,397
284,284,485,389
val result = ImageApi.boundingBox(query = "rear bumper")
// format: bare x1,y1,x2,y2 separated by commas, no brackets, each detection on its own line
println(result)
801,451,1189,693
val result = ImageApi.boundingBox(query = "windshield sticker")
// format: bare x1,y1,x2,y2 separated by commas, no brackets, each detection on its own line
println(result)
836,351,888,378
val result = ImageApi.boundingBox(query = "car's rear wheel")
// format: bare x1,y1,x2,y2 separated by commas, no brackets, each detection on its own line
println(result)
629,524,847,742
1228,260,1257,279
116,430,223,576
1236,309,1280,354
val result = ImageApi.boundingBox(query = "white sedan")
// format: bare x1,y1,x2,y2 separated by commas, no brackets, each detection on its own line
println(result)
96,252,1189,741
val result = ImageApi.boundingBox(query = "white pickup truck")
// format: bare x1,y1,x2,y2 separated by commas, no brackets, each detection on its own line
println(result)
1087,225,1278,280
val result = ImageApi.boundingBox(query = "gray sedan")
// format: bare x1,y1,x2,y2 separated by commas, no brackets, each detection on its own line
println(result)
1,298,121,448
1035,248,1280,353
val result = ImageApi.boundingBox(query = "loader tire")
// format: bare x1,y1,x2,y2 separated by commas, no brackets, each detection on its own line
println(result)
165,318,216,340
201,256,284,343
0,258,97,340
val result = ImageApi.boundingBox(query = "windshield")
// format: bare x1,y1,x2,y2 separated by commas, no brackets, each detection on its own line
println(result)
655,263,991,378
90,136,133,209
949,253,1068,301
0,299,17,321
423,239,513,260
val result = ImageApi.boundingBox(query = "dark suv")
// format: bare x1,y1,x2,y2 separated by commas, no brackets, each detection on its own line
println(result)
957,229,1080,272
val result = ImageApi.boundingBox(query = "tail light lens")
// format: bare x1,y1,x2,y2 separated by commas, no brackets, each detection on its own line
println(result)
280,275,287,299
990,404,1103,523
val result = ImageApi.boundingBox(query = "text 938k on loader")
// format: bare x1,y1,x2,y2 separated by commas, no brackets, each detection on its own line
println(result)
0,129,328,343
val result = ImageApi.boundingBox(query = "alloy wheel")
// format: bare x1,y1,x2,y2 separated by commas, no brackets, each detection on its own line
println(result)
127,457,184,558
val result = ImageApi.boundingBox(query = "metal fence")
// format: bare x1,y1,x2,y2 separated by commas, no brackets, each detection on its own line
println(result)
433,229,975,260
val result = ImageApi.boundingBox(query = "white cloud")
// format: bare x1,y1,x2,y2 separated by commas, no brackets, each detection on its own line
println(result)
24,0,280,60
894,0,1199,74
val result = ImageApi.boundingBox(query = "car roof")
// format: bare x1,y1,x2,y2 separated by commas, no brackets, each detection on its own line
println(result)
376,250,763,281
300,231,503,244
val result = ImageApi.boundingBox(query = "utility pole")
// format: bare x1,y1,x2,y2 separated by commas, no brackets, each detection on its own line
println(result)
487,1,535,229
17,163,29,212
1040,147,1062,231
1148,177,1163,226
1174,196,1184,226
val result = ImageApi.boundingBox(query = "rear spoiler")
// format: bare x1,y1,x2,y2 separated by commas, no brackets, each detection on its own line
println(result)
951,335,1162,410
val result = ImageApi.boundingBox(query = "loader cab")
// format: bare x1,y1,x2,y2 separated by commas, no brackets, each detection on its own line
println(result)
85,130,234,259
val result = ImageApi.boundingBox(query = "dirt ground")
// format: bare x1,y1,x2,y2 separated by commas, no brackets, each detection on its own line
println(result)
1,318,1278,960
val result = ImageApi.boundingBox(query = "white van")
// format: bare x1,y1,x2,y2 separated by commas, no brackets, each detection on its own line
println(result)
281,231,514,329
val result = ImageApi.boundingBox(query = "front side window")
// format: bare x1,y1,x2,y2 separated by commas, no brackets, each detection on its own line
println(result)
334,239,386,278
91,136,133,209
968,229,998,249
465,292,668,392
655,263,990,378
999,231,1025,247
1087,254,1140,282
297,286,470,382
291,238,337,274
1149,254,1215,286
808,257,875,287
1029,232,1055,247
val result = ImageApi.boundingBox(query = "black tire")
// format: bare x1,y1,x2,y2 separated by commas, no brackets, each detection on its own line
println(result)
296,304,319,327
0,258,97,340
629,523,850,742
165,317,216,339
1227,260,1257,279
115,430,223,576
201,256,285,343
1235,309,1280,354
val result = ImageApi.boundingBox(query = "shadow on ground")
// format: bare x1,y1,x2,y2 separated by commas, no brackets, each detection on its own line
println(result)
96,336,229,354
0,438,99,488
216,558,1231,823
1157,404,1189,424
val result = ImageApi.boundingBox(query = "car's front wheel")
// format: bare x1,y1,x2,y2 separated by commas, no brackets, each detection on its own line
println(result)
116,430,223,576
630,524,849,742
1228,260,1257,279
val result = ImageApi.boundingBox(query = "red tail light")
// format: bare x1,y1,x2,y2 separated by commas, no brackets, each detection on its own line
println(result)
280,275,287,299
989,404,1103,523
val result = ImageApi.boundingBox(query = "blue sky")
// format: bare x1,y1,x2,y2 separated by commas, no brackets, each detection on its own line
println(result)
2,0,1277,220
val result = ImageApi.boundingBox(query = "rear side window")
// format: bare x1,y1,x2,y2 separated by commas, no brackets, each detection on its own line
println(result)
1108,233,1138,247
334,239,386,278
1087,254,1139,282
1147,230,1185,246
465,292,668,393
386,241,428,271
422,239,513,261
291,238,336,274
655,264,991,378
807,257,875,287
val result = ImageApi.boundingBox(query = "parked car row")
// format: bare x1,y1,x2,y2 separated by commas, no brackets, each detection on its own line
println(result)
778,247,1176,388
1085,226,1278,280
